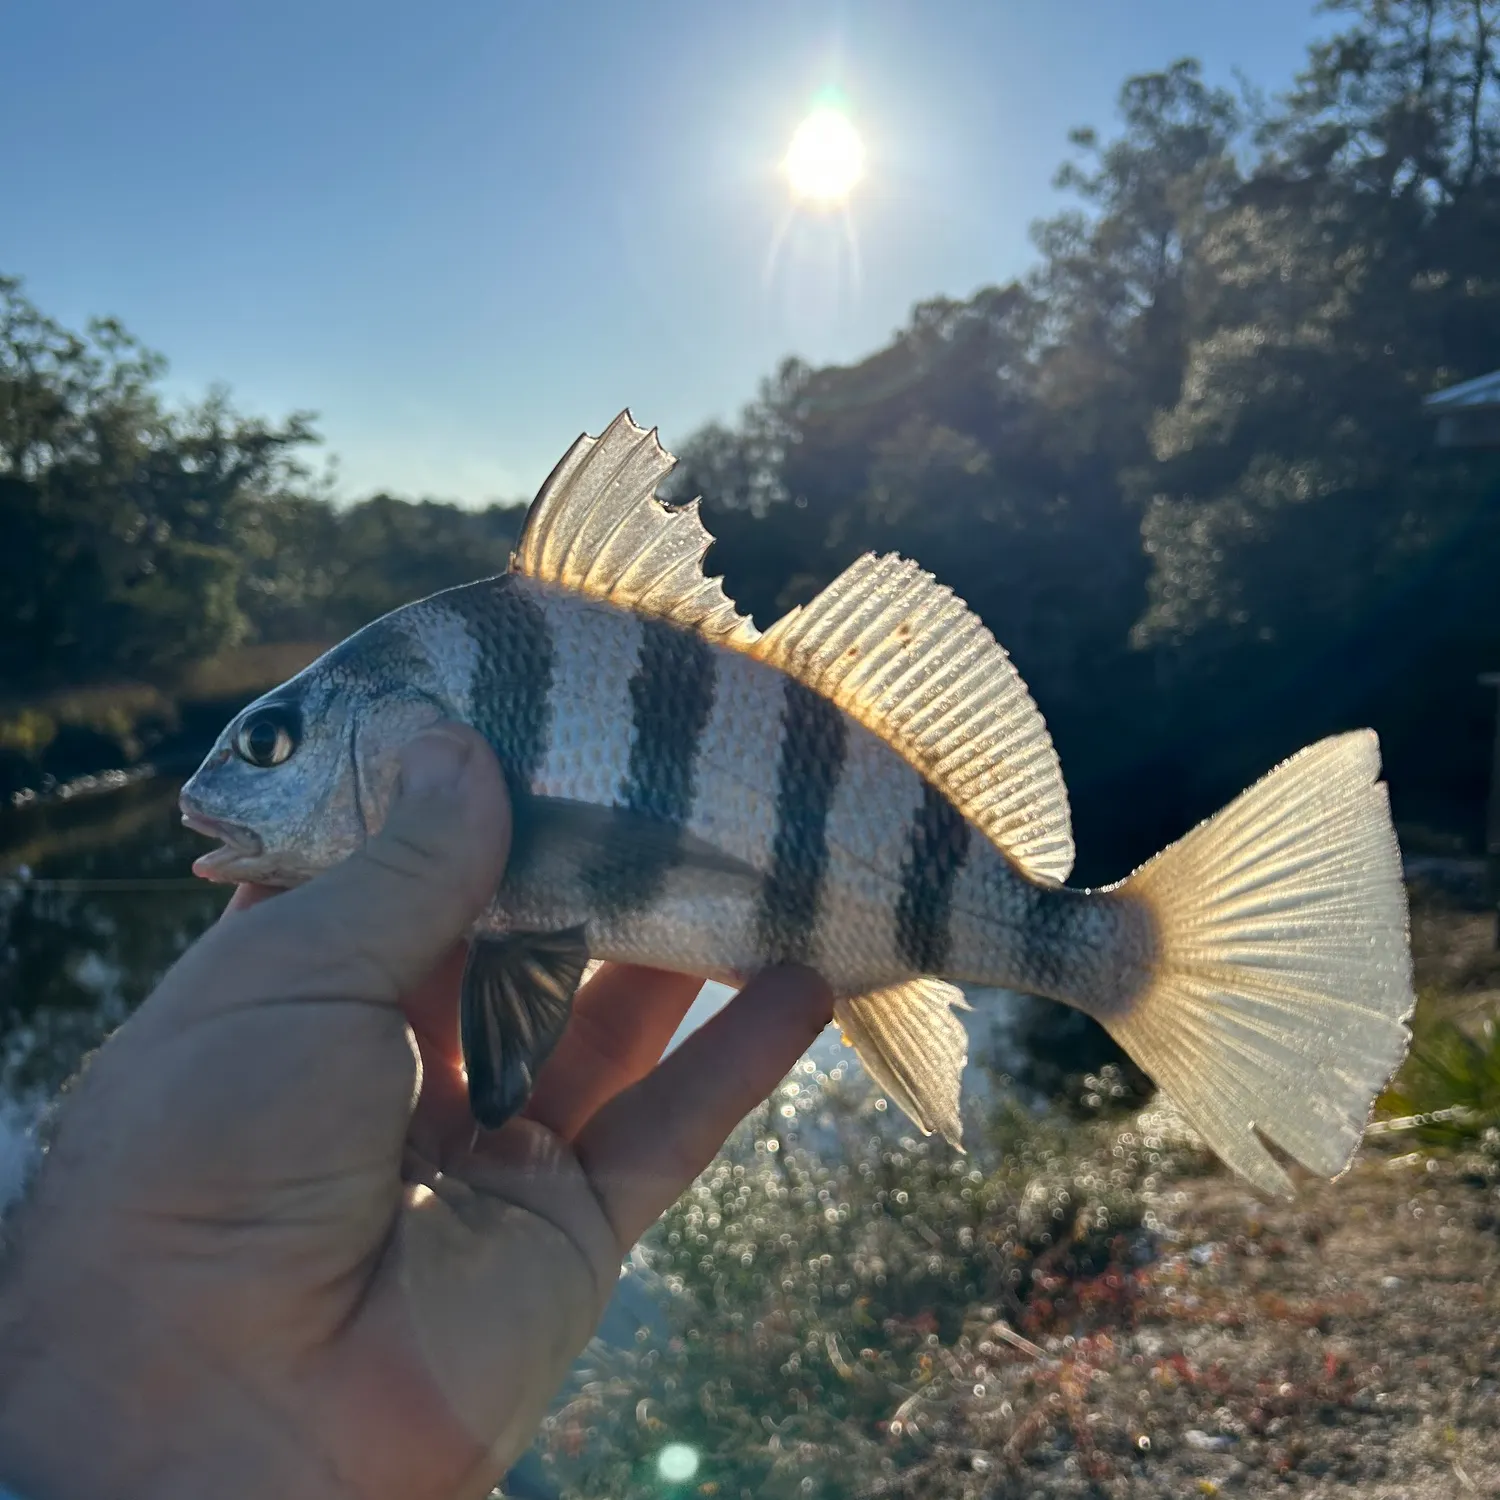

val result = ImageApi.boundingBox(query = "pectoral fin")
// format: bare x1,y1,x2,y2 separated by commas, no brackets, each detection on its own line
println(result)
461,926,591,1129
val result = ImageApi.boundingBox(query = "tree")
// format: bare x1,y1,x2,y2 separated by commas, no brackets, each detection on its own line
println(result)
1132,1,1500,825
0,277,320,691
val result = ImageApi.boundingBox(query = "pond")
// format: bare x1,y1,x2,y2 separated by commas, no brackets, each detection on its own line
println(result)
0,780,230,1188
0,774,744,1497
0,763,1104,1220
0,768,1087,1136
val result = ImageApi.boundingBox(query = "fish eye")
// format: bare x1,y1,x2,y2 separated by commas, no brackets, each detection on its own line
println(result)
233,704,301,769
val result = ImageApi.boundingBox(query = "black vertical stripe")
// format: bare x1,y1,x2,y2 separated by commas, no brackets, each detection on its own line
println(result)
1012,876,1085,1000
894,781,972,973
623,619,718,828
585,617,718,916
756,678,848,963
448,575,554,801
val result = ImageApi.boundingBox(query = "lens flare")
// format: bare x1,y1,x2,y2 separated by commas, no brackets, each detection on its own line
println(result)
657,1443,700,1482
783,106,864,206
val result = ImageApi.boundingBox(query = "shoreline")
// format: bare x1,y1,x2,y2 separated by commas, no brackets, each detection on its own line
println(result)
1,642,330,809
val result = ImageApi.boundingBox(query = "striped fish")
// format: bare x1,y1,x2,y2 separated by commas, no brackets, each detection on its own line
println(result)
181,412,1415,1196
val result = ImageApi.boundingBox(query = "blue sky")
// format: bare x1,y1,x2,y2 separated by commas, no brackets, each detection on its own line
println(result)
3,1,1332,505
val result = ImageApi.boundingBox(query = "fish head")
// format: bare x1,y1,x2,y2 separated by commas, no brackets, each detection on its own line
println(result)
179,619,452,886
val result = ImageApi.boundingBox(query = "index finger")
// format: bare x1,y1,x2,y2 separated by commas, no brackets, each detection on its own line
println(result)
220,882,282,919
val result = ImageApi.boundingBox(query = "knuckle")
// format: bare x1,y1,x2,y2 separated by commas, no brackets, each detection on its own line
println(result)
360,828,442,883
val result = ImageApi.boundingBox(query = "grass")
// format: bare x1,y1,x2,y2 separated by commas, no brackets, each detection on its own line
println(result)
527,885,1500,1499
1376,874,1500,1149
536,1067,1204,1500
0,682,176,761
1378,1011,1500,1148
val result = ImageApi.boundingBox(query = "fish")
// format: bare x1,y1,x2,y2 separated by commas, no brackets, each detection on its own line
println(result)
180,411,1415,1196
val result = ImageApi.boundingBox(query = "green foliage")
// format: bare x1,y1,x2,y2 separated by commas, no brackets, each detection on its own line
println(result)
306,494,525,640
669,6,1500,876
6,12,1499,1490
0,705,57,758
1382,1008,1500,1145
0,277,527,698
0,277,320,690
7,0,1500,860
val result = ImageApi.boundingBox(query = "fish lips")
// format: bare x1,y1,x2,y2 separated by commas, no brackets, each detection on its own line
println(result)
179,800,266,883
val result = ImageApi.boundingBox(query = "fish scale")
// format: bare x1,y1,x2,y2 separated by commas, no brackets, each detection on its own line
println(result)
446,583,943,996
181,410,1416,1196
594,615,718,917
448,573,554,801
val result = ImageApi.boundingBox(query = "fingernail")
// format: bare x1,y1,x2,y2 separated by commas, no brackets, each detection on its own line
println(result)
398,728,472,797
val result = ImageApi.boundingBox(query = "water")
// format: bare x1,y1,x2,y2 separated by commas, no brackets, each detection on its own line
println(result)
0,778,747,1106
0,781,232,1196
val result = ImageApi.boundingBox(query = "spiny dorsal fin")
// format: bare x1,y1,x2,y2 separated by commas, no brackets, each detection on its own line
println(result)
511,410,760,647
750,553,1075,885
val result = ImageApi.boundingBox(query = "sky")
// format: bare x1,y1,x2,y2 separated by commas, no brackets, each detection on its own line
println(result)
2,0,1334,506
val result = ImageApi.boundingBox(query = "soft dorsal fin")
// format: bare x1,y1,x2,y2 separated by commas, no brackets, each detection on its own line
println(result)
511,410,759,647
750,553,1075,885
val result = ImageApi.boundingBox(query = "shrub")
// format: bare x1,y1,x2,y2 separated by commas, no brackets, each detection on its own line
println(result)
541,1064,1169,1500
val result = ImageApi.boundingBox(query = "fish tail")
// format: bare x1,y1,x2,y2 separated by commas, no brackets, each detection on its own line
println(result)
1090,730,1413,1197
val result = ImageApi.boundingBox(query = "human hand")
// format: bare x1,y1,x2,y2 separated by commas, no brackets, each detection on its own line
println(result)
0,725,834,1500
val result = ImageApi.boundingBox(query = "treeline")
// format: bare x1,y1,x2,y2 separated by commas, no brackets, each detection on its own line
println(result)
0,288,527,690
4,0,1499,872
672,1,1500,872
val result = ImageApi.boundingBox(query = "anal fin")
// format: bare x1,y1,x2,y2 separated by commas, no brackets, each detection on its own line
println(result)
461,925,590,1130
836,978,970,1147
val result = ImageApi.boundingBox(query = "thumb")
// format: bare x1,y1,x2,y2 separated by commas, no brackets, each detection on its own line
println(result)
58,724,510,1211
201,723,511,1010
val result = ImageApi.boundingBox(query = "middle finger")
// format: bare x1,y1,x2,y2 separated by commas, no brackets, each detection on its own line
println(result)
522,964,704,1141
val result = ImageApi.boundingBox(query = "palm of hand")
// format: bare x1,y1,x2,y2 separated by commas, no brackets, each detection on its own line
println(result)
0,728,831,1500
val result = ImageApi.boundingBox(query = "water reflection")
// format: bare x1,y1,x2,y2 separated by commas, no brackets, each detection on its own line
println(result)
0,784,576,1496
1,781,229,1107
0,777,1110,1137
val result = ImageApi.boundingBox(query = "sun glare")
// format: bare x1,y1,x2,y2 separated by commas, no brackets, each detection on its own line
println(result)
656,1444,699,1483
783,106,864,207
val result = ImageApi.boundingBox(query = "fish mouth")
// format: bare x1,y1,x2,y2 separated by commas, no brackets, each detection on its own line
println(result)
180,804,266,883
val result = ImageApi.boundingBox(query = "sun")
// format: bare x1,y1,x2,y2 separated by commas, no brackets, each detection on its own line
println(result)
783,106,864,207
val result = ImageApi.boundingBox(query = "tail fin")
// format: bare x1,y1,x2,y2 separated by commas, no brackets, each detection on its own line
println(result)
1103,731,1413,1197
